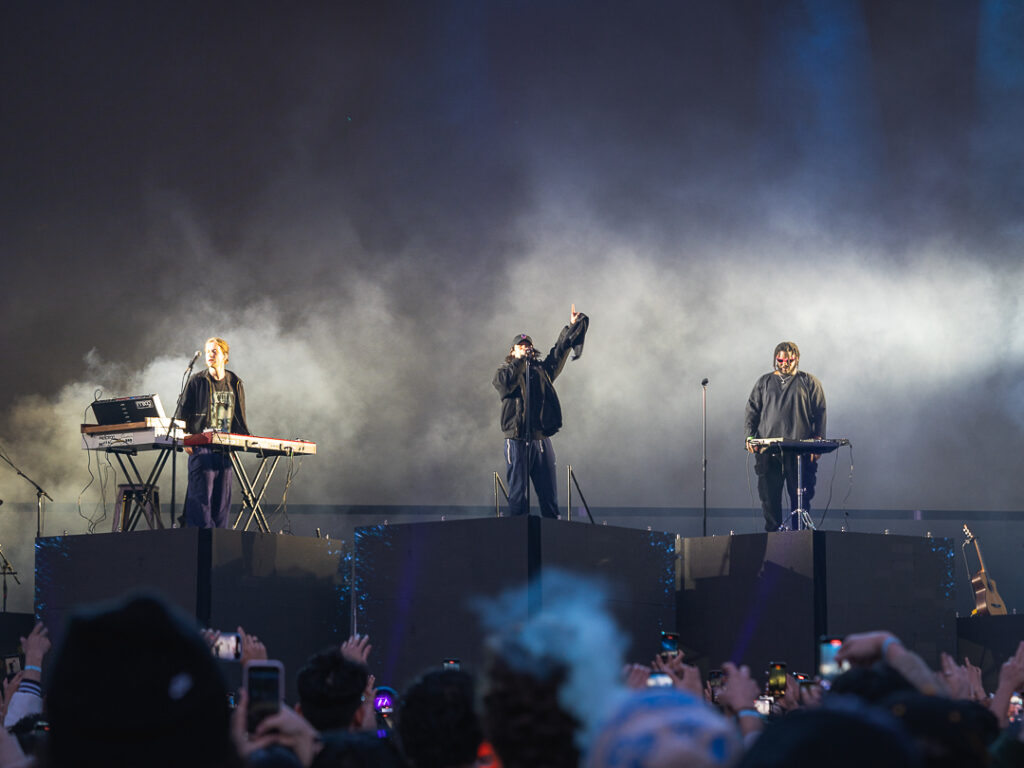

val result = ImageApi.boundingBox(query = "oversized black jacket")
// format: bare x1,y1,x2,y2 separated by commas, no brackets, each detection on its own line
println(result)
180,369,250,436
493,314,589,439
744,370,826,441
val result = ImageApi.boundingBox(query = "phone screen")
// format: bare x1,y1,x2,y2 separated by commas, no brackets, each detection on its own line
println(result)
707,669,724,703
647,672,674,688
1009,693,1022,724
211,631,242,661
659,631,680,660
246,662,283,732
818,636,846,685
767,662,787,698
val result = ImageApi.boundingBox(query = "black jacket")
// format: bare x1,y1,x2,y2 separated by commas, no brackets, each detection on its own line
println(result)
493,314,589,439
180,369,250,436
744,370,826,441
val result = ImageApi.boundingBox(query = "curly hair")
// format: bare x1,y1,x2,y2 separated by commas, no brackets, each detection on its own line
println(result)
296,648,369,732
481,651,581,768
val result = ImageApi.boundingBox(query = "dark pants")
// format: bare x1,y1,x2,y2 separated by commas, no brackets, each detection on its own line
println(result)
184,446,234,528
755,449,818,531
504,437,559,518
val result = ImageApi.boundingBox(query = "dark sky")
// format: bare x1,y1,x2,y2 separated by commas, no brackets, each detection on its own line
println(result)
2,1,1023,521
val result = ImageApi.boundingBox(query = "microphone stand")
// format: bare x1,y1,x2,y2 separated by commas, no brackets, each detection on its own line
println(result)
170,352,200,525
0,450,53,538
0,544,19,613
701,378,709,537
522,354,532,516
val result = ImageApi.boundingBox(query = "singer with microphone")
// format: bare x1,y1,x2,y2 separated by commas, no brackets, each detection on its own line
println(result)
492,304,589,518
744,341,826,531
180,337,250,528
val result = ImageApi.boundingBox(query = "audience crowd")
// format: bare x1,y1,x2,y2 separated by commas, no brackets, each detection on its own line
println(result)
1,572,1023,768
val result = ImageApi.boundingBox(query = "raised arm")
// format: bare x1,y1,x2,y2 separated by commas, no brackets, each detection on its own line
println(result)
543,306,589,382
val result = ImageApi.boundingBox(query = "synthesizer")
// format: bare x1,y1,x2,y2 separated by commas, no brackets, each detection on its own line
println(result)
183,431,317,456
746,437,850,453
81,418,185,452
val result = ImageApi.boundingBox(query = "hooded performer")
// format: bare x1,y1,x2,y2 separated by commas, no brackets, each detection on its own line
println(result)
492,304,589,518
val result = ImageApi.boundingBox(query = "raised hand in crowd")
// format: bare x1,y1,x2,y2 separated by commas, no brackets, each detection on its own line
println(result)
3,623,50,730
776,672,802,713
238,625,268,665
0,672,22,725
718,661,763,738
340,633,372,665
836,630,948,697
833,630,897,667
939,651,982,702
990,640,1024,728
20,623,49,681
232,687,322,768
798,677,823,709
651,652,703,699
622,662,651,690
963,656,986,703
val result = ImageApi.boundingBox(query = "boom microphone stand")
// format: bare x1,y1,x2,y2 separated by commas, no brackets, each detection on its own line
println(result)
0,543,20,613
0,449,53,538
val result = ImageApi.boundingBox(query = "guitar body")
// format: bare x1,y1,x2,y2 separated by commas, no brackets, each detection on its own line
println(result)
971,572,1008,616
964,524,1009,616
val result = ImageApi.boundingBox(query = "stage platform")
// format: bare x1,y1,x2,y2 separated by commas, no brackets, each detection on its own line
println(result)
351,516,677,692
28,522,970,699
34,529,345,700
677,530,957,676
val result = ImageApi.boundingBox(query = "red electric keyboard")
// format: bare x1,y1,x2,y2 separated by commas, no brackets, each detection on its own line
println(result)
183,431,317,456
184,431,317,533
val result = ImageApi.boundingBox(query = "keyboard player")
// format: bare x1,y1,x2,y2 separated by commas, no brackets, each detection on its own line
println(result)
744,341,827,531
181,337,250,528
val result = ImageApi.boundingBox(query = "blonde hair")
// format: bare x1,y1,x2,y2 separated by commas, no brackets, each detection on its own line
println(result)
206,337,229,363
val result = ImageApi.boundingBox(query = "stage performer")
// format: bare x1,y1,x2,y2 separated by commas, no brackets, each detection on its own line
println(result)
744,341,826,531
493,304,589,518
181,337,250,528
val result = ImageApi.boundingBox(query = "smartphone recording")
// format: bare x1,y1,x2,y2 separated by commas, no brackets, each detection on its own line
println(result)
818,636,848,687
766,661,787,698
210,631,242,661
659,631,680,661
245,660,284,732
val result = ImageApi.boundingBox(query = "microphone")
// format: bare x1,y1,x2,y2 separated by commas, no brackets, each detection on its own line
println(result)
187,350,201,368
701,378,709,386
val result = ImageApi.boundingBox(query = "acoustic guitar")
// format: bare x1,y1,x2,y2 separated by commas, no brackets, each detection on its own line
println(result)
963,524,1008,616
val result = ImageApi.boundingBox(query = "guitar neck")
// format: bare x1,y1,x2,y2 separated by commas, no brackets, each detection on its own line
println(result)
972,539,989,575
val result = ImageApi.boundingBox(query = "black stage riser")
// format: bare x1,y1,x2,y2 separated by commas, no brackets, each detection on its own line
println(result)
677,531,957,679
0,613,36,659
352,517,677,693
35,530,346,701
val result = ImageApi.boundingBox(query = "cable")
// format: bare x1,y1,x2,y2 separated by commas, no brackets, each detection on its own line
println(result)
817,442,854,530
266,456,302,534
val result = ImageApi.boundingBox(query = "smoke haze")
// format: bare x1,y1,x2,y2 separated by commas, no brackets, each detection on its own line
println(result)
2,1,1023,526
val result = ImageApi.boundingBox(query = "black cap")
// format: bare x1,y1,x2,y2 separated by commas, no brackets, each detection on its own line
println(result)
510,334,533,349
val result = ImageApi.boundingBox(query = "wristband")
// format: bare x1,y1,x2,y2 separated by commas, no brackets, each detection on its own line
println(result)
736,709,761,720
24,665,42,673
881,636,902,657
